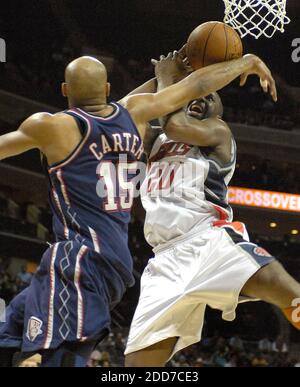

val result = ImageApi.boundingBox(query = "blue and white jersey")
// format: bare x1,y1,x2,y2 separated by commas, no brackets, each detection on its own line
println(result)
46,102,144,286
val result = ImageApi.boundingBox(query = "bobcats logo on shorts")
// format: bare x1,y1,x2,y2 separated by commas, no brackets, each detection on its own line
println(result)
253,246,272,257
26,317,43,342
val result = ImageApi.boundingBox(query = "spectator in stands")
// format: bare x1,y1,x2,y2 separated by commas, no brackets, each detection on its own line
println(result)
224,353,238,367
0,271,17,303
102,360,111,367
170,354,189,367
87,350,102,367
201,352,214,367
251,352,269,367
101,351,111,367
272,336,288,353
258,337,273,353
213,349,228,367
193,357,204,367
16,265,32,292
229,335,244,351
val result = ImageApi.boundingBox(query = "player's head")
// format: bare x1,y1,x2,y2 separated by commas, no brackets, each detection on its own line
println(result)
186,92,223,120
62,56,110,107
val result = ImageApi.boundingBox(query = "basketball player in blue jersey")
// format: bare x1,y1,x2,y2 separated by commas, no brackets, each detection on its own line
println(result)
125,56,300,367
0,54,276,367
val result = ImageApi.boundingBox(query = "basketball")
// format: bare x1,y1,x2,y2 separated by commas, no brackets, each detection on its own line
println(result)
186,21,243,70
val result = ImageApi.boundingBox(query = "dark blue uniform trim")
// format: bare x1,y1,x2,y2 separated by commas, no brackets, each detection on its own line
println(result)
224,227,275,268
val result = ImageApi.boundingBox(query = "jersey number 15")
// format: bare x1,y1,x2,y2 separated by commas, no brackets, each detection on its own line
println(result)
97,161,138,211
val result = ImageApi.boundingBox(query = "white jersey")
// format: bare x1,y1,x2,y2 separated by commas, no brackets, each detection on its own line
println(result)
127,134,274,359
141,133,236,247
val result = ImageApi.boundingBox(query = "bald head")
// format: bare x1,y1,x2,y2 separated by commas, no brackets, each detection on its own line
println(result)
63,56,110,106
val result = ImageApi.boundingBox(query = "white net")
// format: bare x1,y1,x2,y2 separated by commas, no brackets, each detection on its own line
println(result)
223,0,290,39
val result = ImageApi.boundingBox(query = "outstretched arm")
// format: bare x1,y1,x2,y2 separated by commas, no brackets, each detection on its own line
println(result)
0,131,37,160
121,53,276,134
124,78,157,97
0,113,51,161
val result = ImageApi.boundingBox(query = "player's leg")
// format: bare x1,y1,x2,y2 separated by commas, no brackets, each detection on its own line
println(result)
241,260,300,329
125,237,209,367
125,337,178,367
22,243,115,367
241,260,300,308
216,224,300,329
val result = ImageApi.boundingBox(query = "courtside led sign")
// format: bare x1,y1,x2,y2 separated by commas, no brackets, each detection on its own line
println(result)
228,187,300,213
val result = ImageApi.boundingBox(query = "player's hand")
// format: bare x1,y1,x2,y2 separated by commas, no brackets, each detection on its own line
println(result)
178,44,193,74
240,54,277,102
151,51,189,83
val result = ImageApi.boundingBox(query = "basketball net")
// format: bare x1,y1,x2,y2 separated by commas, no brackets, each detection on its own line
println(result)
223,0,290,38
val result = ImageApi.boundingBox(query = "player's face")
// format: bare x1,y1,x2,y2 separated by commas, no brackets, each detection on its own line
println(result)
187,99,207,119
187,94,217,120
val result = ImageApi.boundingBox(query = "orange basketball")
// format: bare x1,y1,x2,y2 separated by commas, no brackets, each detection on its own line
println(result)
186,21,243,70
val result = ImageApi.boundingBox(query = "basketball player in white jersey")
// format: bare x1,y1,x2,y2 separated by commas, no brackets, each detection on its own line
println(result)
124,54,300,367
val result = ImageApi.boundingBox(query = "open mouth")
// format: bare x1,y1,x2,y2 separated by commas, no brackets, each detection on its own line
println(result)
188,101,206,118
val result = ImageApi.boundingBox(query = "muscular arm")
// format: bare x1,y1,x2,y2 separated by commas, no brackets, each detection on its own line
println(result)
164,113,230,147
0,111,87,169
121,54,276,135
124,78,157,97
0,114,48,161
0,113,83,166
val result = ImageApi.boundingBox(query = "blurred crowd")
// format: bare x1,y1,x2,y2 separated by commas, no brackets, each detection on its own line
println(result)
0,193,51,242
0,193,50,303
221,74,300,131
233,158,300,193
0,258,16,303
86,328,300,367
17,328,300,368
0,259,32,303
1,40,299,132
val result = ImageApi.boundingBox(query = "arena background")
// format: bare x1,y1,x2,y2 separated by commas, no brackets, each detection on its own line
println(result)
0,0,300,367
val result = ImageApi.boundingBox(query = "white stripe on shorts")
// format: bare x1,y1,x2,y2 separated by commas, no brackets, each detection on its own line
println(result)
44,243,59,349
88,227,100,253
74,246,89,339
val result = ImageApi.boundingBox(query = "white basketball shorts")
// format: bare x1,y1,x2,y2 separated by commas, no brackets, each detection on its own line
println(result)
125,222,275,358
